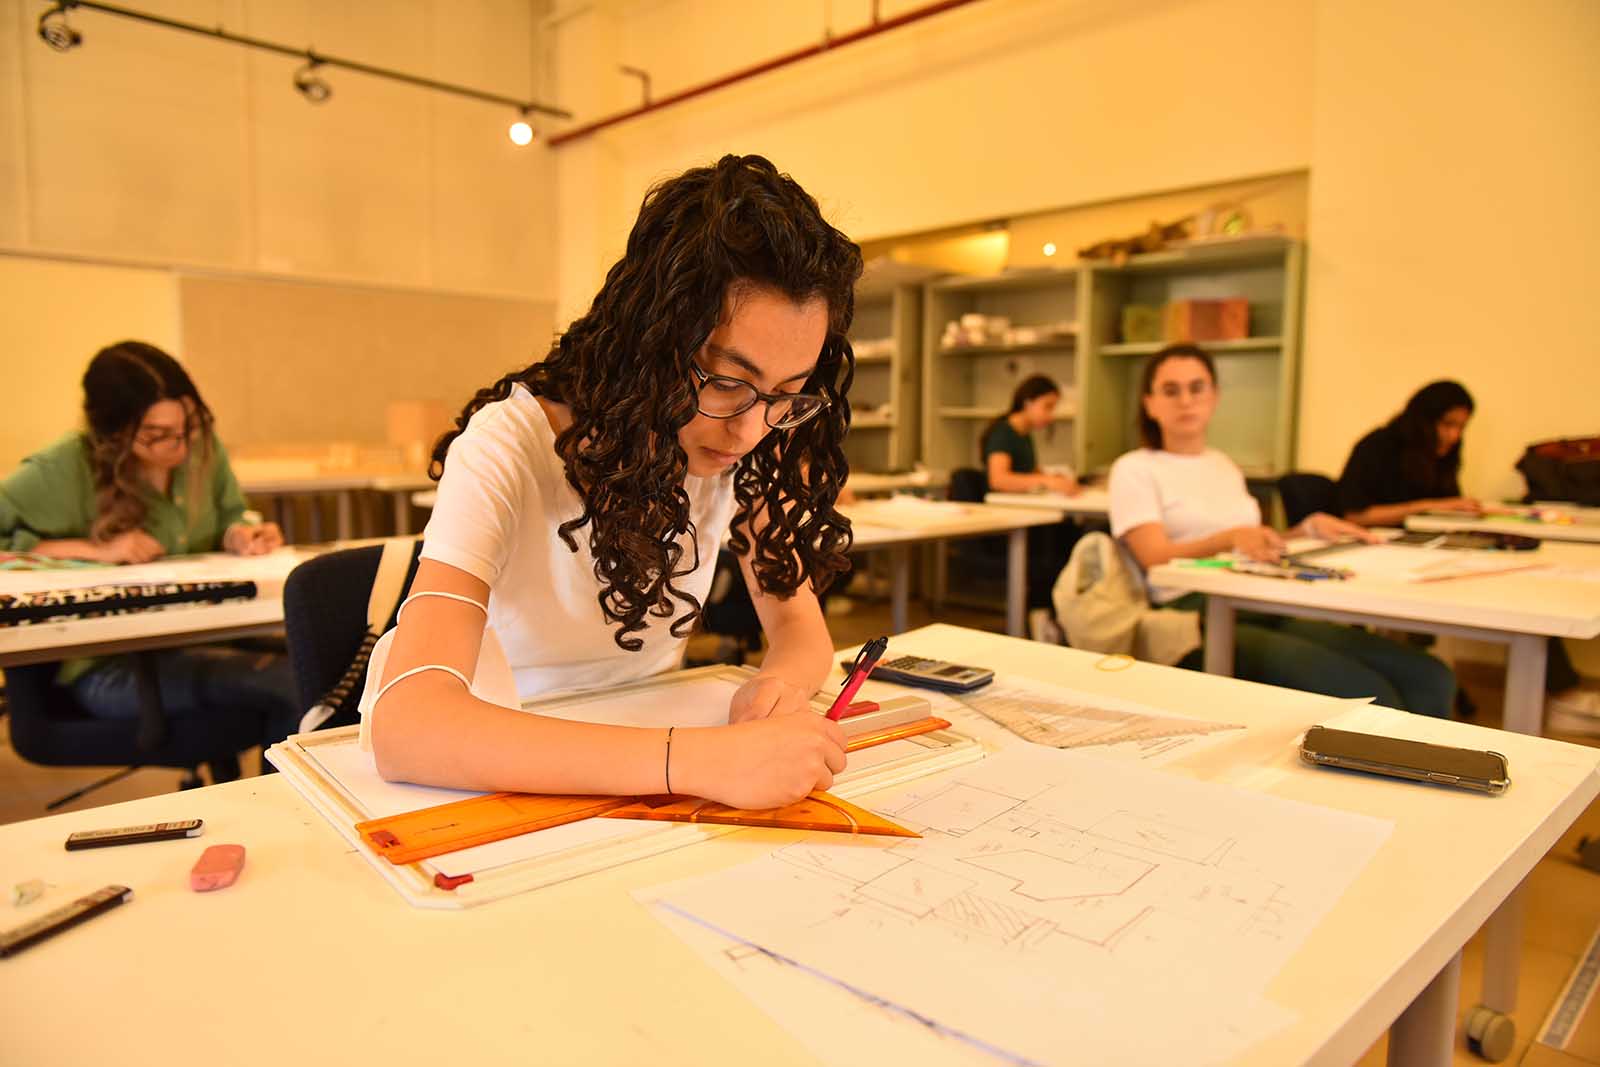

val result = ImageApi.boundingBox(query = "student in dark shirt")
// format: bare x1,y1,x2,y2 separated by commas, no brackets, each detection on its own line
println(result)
982,375,1078,495
1337,379,1598,733
981,376,1079,641
1338,380,1480,525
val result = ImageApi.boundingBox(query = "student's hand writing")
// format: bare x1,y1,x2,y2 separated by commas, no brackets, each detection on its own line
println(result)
676,714,847,809
96,530,165,564
1231,525,1284,562
729,674,812,723
1301,512,1381,544
224,522,284,556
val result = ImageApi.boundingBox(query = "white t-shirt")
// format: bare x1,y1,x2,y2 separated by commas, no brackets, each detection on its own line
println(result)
420,385,737,701
1108,448,1260,602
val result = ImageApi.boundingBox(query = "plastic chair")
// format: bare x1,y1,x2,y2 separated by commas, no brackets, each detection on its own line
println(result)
5,654,252,810
1277,472,1340,528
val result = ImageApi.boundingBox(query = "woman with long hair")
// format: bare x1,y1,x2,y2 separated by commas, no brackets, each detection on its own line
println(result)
0,340,298,744
1338,380,1479,525
1109,344,1457,717
981,375,1080,641
364,155,863,807
1339,380,1598,732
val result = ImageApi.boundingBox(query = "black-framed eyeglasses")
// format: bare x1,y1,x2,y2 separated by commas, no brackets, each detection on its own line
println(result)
689,363,830,430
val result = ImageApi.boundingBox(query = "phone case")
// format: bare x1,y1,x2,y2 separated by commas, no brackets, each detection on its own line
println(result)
1299,730,1510,795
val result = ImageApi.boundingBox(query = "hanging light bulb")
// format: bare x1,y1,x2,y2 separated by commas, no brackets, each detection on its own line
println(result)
1042,242,1057,257
508,108,534,146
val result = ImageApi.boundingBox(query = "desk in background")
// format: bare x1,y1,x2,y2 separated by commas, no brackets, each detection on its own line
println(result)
1407,508,1600,545
0,549,316,669
234,462,433,542
1148,540,1600,737
983,486,1112,520
842,500,1059,636
1,624,1595,1066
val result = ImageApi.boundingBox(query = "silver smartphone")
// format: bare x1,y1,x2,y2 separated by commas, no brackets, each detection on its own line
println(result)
1300,725,1510,795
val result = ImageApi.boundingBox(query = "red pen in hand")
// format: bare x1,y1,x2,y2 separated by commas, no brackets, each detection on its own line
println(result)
826,636,888,721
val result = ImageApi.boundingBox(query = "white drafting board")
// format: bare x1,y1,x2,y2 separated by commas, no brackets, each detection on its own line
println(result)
268,665,985,909
0,549,310,596
640,744,1394,1066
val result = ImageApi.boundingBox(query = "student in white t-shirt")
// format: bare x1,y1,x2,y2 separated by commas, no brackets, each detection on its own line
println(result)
1109,344,1457,717
366,156,863,807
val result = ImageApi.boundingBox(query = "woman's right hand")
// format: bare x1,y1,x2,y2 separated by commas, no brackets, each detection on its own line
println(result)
1428,497,1483,514
1042,473,1079,495
676,713,848,809
95,530,166,564
1231,525,1284,562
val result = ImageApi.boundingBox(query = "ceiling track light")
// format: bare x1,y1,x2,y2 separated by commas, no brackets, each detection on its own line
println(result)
37,2,83,52
35,0,569,132
294,56,332,104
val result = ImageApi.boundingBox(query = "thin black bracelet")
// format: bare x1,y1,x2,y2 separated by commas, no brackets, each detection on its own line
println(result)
664,726,675,794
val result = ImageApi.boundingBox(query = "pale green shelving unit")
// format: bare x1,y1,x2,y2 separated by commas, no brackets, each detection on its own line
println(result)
845,268,928,474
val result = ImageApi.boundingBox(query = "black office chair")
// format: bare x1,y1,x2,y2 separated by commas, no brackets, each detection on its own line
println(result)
1277,472,1340,528
282,541,424,729
947,467,1009,581
5,654,254,809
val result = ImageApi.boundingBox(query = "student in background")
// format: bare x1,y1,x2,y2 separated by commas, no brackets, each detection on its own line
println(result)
0,340,299,747
1339,380,1598,733
1110,344,1457,717
365,155,858,808
982,375,1080,643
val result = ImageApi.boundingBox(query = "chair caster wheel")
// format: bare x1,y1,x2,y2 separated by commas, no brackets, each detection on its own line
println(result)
1465,1005,1514,1062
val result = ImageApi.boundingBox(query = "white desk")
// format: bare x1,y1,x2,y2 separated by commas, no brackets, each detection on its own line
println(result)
843,500,1060,636
1407,511,1600,544
844,470,948,498
983,486,1112,519
1,624,1594,1067
0,550,314,668
235,465,434,540
1148,540,1600,737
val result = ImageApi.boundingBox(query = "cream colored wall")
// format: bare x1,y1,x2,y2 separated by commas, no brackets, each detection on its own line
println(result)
1299,0,1600,501
0,255,180,468
549,0,1317,323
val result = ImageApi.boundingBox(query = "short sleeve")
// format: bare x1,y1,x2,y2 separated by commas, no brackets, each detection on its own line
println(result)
419,407,532,585
1109,453,1163,539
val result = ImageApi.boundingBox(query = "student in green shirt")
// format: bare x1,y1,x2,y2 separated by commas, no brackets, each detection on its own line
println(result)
0,340,300,748
980,375,1082,642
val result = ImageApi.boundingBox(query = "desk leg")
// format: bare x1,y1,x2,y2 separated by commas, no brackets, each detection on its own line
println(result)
1006,529,1026,637
1203,597,1236,676
889,546,910,634
1460,885,1524,1062
392,491,410,536
336,490,354,542
308,495,325,543
931,541,948,611
1502,633,1547,736
1388,950,1461,1067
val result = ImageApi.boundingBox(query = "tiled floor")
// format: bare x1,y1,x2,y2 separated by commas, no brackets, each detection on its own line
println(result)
2,597,1596,1066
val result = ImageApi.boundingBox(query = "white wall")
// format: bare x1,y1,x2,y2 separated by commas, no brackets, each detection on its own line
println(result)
549,0,1316,322
1,0,556,298
1299,0,1600,501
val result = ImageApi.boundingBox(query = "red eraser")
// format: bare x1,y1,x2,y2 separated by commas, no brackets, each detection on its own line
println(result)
189,844,246,892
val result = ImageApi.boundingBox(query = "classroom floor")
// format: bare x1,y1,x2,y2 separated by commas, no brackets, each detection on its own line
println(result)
1,596,1595,1067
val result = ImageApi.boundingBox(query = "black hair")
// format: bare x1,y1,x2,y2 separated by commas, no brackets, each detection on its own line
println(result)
432,155,863,651
1387,379,1475,493
980,375,1060,459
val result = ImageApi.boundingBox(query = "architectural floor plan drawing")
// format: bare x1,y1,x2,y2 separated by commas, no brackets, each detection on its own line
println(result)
642,745,1392,1066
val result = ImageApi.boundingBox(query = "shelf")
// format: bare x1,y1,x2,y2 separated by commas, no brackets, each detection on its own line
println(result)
853,350,894,365
851,414,896,429
1082,234,1293,274
937,405,1076,422
928,266,1079,294
1098,336,1283,357
939,338,1077,357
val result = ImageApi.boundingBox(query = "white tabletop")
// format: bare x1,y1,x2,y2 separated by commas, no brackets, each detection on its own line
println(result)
984,486,1111,517
1407,510,1600,544
844,470,949,497
1,624,1594,1066
843,499,1061,549
0,550,314,667
1148,540,1600,640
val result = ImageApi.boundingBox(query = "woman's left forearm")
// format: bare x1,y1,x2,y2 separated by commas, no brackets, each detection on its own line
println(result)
754,613,834,696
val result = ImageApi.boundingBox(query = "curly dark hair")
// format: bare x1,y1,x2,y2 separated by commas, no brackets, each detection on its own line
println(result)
82,341,216,541
431,154,863,651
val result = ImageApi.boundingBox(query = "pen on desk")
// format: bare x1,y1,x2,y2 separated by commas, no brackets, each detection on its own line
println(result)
826,636,888,721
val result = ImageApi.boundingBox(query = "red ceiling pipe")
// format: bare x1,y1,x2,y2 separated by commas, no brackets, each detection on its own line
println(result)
547,0,984,148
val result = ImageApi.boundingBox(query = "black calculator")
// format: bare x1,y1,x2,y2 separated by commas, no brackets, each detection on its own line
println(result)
850,654,994,693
